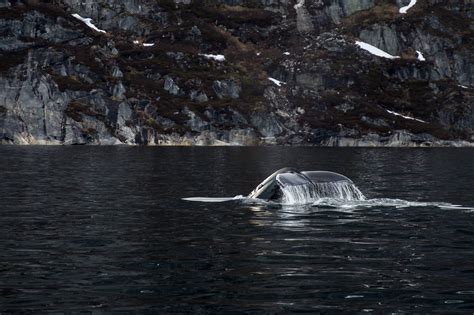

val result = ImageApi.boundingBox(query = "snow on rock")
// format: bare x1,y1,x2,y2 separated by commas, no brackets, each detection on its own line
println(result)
268,77,285,87
399,0,417,14
199,54,225,62
386,109,426,123
72,14,106,33
355,41,400,59
133,40,155,47
283,52,290,55
416,50,426,61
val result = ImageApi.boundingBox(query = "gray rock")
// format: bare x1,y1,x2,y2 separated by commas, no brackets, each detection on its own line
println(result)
335,103,354,113
250,112,284,137
187,25,202,42
212,79,241,99
156,116,176,130
227,128,259,145
359,24,399,56
164,77,180,95
112,66,124,78
294,0,314,33
0,0,10,8
190,90,208,103
116,101,136,144
183,108,209,132
68,37,94,46
0,50,68,144
0,38,33,51
361,116,389,127
112,82,127,100
0,11,84,44
326,0,375,24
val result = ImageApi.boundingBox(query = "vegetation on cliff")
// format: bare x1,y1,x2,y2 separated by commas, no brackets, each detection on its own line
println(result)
0,0,472,145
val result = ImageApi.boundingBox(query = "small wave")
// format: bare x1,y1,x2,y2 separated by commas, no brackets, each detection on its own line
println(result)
311,198,473,210
183,195,473,211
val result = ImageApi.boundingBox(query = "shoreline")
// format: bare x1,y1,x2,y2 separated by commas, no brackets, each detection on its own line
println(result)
2,141,474,147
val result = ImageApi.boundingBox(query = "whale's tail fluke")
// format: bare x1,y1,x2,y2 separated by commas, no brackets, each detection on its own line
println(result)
248,168,365,204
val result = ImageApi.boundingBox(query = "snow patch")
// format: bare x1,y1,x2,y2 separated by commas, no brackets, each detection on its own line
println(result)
416,50,426,61
133,40,155,47
355,41,400,59
459,85,469,89
268,77,285,87
199,54,225,62
386,109,426,123
72,14,106,33
283,52,290,55
400,0,417,14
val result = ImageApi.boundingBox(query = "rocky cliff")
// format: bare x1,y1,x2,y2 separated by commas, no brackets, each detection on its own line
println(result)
0,0,472,146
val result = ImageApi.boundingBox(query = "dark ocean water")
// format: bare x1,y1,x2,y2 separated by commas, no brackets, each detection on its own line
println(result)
0,146,474,313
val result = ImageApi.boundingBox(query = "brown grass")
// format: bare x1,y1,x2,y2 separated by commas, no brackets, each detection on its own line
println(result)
50,74,95,92
341,3,400,30
65,101,106,122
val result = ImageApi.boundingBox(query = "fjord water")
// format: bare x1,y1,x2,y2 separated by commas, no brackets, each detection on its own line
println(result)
1,147,474,312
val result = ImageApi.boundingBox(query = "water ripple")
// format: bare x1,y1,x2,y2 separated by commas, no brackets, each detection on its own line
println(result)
1,147,474,312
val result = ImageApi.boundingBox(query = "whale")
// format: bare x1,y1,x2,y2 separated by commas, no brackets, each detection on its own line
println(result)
248,167,362,202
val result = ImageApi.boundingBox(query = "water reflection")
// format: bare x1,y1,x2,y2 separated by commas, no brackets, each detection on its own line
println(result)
249,205,313,229
247,203,368,232
242,202,432,312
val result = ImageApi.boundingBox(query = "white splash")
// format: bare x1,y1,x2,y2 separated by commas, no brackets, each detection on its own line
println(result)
183,194,474,211
400,0,417,14
72,14,106,33
199,54,225,62
355,41,400,59
312,198,473,211
281,181,366,205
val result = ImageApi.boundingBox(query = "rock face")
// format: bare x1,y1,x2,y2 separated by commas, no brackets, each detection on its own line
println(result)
0,0,472,146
